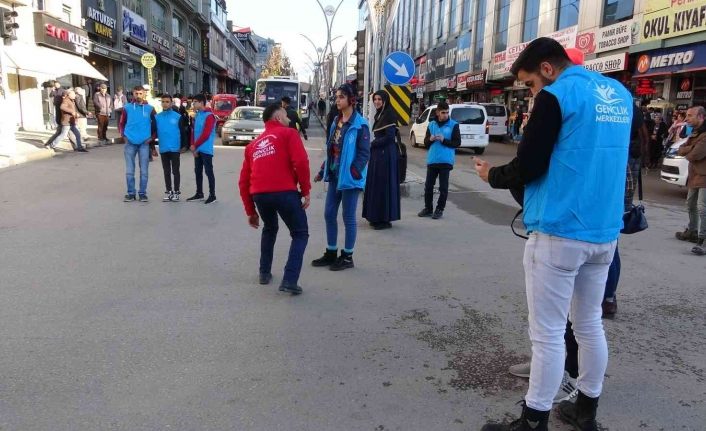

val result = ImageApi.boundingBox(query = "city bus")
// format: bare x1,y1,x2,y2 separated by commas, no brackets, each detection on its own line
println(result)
255,76,309,128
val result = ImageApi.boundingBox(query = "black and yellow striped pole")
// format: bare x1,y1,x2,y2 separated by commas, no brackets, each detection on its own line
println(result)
383,84,413,126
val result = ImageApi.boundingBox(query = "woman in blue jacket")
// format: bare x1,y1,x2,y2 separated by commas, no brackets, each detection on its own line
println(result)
312,84,371,271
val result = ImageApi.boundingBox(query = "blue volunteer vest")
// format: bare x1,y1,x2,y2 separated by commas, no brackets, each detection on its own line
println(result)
524,65,632,244
324,111,369,190
427,119,458,166
123,102,154,145
155,110,182,153
193,110,216,155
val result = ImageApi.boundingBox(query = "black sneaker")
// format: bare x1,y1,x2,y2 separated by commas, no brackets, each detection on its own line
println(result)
75,148,89,153
171,191,180,202
692,238,705,256
279,281,303,295
330,251,354,271
558,391,599,431
123,194,136,202
138,194,149,202
432,209,444,219
163,191,173,202
418,208,433,217
259,273,273,285
204,195,217,204
312,249,338,267
371,222,392,230
481,402,549,431
186,193,204,201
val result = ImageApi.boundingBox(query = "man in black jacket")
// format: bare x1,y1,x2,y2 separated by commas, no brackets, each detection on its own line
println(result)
281,96,307,140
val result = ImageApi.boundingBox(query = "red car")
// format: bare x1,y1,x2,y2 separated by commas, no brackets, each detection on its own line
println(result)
211,94,238,137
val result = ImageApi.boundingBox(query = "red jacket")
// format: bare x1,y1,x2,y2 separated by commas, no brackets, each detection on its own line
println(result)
239,121,311,216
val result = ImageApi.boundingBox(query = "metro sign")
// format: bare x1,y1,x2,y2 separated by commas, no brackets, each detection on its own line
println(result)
46,23,90,55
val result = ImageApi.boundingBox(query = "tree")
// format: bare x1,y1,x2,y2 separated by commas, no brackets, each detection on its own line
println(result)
260,45,294,78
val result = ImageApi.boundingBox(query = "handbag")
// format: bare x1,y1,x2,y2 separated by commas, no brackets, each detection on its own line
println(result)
621,166,648,234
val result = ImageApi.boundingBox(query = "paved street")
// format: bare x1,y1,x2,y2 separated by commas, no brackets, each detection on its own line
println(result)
0,123,704,431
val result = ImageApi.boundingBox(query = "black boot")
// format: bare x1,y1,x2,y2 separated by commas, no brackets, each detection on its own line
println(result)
558,391,599,431
311,249,337,267
330,250,354,271
481,403,549,431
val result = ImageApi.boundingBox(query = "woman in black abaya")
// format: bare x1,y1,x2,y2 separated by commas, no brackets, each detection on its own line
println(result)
362,90,401,230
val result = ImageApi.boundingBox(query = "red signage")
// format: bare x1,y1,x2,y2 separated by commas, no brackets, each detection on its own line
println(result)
466,70,487,89
636,78,656,95
636,55,650,74
680,77,692,91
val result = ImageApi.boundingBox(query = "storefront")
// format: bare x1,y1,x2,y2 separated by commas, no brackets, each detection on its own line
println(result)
457,70,488,103
84,0,120,91
632,42,706,109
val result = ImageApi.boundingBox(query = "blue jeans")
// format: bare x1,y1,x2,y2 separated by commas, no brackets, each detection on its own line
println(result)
47,124,83,150
604,245,620,300
124,142,150,196
325,185,360,252
253,191,309,284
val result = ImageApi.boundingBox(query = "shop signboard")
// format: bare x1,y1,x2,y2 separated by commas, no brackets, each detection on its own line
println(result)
494,26,578,75
433,45,446,80
677,77,693,99
425,48,437,82
636,78,656,96
174,42,187,61
634,43,706,76
189,58,199,69
34,12,90,56
447,76,457,89
84,0,118,44
583,53,628,74
445,41,457,77
455,33,471,74
122,7,147,44
466,70,486,89
152,32,170,53
435,79,446,91
641,0,706,42
576,19,640,54
457,72,469,90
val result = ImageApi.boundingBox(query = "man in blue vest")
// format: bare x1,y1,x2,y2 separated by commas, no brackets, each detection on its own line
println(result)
418,101,461,220
187,94,217,204
156,94,189,202
119,86,157,202
474,38,632,431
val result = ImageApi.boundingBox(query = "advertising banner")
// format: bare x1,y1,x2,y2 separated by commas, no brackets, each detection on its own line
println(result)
641,0,706,42
633,43,706,76
583,53,628,74
455,33,471,74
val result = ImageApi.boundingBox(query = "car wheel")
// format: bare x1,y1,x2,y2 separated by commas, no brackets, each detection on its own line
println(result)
411,132,417,147
474,147,485,155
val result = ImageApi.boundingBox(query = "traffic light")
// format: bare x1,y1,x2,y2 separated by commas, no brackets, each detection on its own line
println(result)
1,7,19,44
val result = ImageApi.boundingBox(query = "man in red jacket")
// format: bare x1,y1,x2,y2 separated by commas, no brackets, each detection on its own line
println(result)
239,104,311,295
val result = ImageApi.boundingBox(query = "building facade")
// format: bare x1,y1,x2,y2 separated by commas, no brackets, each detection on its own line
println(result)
367,0,706,117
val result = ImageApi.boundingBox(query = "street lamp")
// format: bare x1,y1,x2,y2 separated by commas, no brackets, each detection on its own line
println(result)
314,0,344,94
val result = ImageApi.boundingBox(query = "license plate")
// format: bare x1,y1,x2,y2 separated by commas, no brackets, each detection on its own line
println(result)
462,134,475,139
236,135,253,141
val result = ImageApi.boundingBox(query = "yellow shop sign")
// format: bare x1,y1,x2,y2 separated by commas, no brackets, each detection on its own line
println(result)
642,0,706,42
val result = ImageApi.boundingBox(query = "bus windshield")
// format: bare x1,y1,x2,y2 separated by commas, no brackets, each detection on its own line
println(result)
255,81,299,110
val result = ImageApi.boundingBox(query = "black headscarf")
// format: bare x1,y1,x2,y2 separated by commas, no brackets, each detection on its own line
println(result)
372,90,398,132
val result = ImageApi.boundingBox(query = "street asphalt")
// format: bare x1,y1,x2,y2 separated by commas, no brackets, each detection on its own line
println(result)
0,122,704,430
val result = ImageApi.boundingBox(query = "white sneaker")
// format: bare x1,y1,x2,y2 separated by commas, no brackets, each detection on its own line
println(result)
508,361,531,378
171,191,180,202
554,371,578,403
162,191,172,202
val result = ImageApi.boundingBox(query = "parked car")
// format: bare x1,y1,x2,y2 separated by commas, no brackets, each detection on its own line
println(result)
409,103,489,154
221,106,265,146
211,94,238,137
480,103,508,140
661,136,689,187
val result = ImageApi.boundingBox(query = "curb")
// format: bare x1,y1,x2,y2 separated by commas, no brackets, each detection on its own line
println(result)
0,149,55,169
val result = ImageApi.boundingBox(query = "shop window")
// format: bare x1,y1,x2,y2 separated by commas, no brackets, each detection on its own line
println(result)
189,27,200,52
602,0,634,27
438,0,446,39
461,0,471,30
126,61,143,95
557,0,579,30
151,0,167,32
495,0,510,52
173,15,184,40
449,0,460,36
62,4,71,24
473,0,486,69
523,0,540,42
123,0,144,16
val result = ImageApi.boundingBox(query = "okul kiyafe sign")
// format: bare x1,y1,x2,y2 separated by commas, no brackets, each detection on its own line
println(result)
641,0,706,42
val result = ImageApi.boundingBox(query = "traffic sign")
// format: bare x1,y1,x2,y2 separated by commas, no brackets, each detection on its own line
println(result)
141,53,157,69
384,84,413,126
383,51,415,86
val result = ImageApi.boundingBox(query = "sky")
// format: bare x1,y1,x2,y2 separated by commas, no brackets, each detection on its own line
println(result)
226,0,360,82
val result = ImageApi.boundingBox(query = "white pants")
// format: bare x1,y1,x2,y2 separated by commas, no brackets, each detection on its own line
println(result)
524,233,616,411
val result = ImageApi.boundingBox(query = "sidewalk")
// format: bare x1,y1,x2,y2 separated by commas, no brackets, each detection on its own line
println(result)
2,124,122,169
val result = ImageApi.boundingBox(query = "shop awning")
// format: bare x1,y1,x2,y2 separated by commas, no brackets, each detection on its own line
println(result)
3,43,107,81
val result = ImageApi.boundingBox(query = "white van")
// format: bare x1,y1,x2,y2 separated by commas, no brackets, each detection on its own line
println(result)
410,103,490,154
480,103,508,139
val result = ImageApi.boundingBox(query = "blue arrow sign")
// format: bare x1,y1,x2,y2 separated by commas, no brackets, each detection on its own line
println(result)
383,51,415,86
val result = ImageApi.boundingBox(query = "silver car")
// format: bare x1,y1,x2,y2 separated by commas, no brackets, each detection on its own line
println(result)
221,107,265,146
